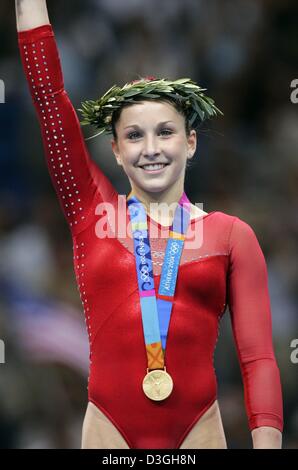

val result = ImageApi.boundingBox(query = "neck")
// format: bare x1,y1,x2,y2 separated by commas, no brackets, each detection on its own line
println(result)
128,184,186,224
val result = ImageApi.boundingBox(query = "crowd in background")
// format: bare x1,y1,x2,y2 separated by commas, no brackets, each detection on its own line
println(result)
0,0,297,448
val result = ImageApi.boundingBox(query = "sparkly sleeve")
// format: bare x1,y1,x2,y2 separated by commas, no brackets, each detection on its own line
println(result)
227,217,283,432
18,24,117,235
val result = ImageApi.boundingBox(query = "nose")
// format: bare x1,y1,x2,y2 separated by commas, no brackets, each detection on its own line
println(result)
142,134,161,159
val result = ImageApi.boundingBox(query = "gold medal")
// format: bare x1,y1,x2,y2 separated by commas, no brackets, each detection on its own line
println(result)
142,367,173,401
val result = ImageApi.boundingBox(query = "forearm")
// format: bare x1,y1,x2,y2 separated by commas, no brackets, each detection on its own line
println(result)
15,0,50,32
251,426,282,449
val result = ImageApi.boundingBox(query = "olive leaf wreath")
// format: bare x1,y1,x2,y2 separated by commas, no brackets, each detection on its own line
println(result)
78,77,223,140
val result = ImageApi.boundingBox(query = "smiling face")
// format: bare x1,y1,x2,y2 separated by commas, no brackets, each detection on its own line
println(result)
111,100,197,205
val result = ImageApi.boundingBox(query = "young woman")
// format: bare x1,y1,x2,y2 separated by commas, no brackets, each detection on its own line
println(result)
15,0,283,449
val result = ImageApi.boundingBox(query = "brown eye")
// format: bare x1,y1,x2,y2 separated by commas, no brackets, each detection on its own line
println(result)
160,129,173,136
128,131,140,139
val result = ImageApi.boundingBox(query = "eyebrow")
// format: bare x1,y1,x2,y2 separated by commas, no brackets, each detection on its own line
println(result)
124,120,174,129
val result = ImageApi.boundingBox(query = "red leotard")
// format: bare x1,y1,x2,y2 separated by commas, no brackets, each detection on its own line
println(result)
18,24,283,449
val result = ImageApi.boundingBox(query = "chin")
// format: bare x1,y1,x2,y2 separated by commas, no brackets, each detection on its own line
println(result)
140,183,172,194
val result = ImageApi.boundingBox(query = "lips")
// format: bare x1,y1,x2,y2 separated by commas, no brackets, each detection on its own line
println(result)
139,163,169,174
139,163,169,168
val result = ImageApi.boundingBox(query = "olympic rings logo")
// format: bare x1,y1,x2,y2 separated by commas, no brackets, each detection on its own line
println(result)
169,241,179,255
140,265,150,282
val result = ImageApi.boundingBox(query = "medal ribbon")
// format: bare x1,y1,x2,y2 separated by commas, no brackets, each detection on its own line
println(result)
127,191,191,371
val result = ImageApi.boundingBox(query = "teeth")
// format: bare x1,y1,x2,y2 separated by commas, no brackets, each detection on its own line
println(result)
142,164,166,170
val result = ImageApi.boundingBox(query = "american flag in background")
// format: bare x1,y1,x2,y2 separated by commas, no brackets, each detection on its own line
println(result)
9,295,89,377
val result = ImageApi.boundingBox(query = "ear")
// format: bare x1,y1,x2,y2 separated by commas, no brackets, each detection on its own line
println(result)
111,139,122,166
187,129,197,160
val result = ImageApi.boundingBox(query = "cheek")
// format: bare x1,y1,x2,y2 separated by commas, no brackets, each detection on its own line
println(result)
120,153,138,175
168,136,187,152
117,146,136,166
120,143,139,158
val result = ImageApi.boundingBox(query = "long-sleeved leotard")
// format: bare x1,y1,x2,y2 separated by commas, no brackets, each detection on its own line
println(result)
18,25,283,449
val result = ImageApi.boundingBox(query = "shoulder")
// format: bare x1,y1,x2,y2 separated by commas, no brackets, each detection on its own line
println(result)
209,211,260,251
211,210,255,232
221,213,264,259
202,210,267,269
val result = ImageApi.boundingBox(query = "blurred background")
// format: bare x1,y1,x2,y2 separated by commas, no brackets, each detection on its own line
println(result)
0,0,297,449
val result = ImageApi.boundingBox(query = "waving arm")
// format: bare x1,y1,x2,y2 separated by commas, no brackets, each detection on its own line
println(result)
16,0,117,235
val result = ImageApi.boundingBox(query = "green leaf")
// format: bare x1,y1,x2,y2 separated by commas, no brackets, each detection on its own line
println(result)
173,78,191,84
124,89,143,97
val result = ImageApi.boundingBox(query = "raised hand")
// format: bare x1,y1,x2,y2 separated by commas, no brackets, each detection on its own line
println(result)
15,0,50,32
